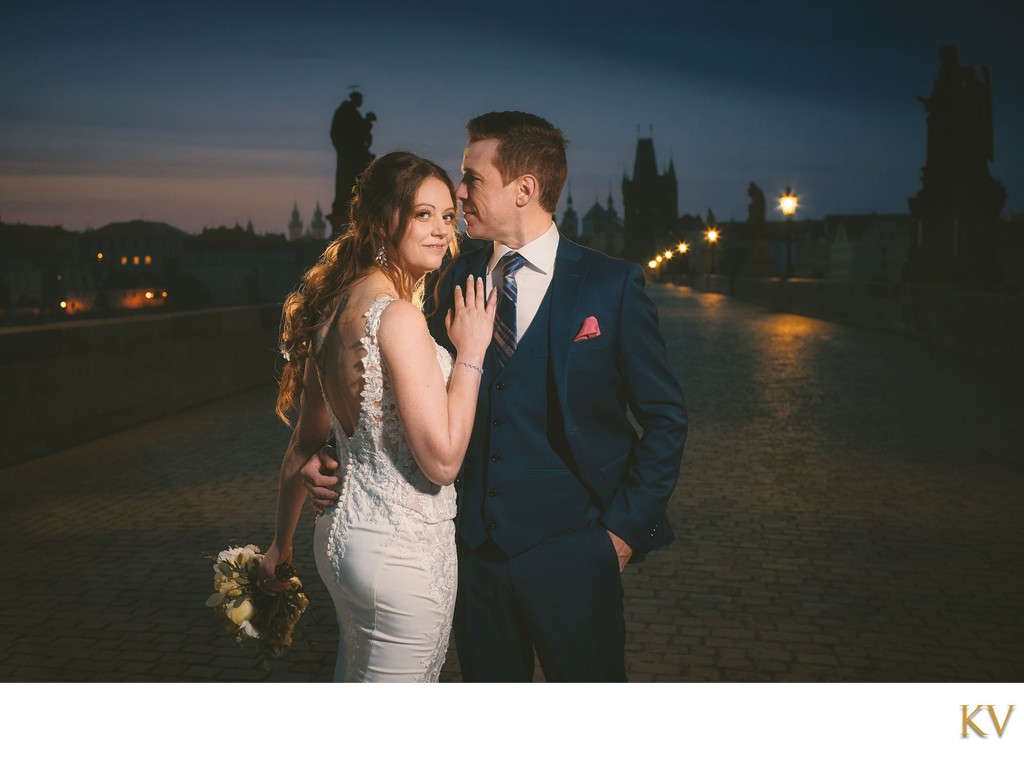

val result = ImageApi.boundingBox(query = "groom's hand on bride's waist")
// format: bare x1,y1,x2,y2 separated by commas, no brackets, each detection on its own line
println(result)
302,444,340,516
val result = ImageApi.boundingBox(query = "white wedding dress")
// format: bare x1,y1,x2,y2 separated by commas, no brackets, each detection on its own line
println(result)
312,295,457,682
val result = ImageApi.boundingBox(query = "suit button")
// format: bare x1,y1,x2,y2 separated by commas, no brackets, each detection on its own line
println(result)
489,488,499,497
491,453,501,462
493,418,503,427
496,382,507,390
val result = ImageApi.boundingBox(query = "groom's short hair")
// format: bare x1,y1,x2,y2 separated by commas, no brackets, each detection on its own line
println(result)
466,111,568,213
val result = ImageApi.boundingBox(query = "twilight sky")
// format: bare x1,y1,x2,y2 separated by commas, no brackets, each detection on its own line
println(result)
1,0,1021,235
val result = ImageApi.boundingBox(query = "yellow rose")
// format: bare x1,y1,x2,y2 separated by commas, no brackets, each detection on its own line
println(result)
227,599,254,625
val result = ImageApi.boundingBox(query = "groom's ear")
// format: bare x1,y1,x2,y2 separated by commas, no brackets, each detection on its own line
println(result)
514,174,540,208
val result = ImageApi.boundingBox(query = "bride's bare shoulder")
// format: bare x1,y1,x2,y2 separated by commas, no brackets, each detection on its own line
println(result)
376,297,426,337
334,274,399,327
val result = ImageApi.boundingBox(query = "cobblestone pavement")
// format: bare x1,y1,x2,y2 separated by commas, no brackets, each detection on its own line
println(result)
2,284,1022,682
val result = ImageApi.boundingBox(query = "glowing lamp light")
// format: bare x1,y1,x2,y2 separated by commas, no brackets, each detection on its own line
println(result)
648,260,658,269
145,291,154,299
677,242,689,254
97,252,103,260
779,188,798,217
60,301,68,309
705,229,720,244
656,255,663,263
161,291,168,298
664,250,673,259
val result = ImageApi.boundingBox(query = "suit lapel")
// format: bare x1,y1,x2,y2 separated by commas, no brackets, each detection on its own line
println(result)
549,238,587,409
454,243,492,297
431,243,492,351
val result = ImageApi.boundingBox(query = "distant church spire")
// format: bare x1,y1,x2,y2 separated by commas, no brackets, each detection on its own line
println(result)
311,200,327,239
288,201,303,241
558,181,579,239
606,180,619,225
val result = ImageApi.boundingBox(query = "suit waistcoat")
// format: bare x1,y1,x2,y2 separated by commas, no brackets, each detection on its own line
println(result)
457,284,597,556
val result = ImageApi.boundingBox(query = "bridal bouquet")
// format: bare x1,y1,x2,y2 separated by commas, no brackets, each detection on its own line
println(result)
206,544,309,668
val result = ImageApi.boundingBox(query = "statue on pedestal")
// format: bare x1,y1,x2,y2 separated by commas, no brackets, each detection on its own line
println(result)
904,46,1006,286
741,182,774,277
329,91,376,234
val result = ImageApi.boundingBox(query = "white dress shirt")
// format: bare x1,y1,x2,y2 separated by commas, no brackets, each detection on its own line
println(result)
486,222,559,342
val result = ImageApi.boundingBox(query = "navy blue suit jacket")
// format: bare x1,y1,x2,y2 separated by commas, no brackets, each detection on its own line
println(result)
426,236,686,557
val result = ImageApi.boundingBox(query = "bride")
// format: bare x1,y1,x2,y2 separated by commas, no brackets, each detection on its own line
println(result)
258,151,496,682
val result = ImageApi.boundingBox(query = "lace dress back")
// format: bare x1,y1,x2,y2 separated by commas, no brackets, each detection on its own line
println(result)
310,294,457,682
317,293,456,546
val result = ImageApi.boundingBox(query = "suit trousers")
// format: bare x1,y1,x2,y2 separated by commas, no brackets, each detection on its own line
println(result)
453,518,627,682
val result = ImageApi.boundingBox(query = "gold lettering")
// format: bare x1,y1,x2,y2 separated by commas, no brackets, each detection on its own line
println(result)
962,705,987,737
987,705,1014,738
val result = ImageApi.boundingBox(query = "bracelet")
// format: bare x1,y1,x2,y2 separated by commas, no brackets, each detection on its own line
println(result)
456,360,484,375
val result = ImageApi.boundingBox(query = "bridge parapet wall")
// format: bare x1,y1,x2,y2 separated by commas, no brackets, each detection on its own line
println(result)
0,304,282,468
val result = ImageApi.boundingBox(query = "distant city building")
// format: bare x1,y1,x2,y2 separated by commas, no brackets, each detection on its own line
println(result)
175,225,300,308
77,220,187,313
825,214,912,282
622,134,678,263
582,190,617,237
0,222,81,319
0,217,324,325
559,188,625,259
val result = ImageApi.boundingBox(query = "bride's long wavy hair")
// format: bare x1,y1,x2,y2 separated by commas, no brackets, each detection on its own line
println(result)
275,151,458,424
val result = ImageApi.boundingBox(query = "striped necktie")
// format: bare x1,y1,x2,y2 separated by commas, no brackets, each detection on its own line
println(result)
493,252,527,367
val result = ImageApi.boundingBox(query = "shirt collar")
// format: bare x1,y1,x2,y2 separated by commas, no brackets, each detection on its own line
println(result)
488,222,560,277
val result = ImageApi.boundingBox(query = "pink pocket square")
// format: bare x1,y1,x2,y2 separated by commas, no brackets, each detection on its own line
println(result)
573,316,601,342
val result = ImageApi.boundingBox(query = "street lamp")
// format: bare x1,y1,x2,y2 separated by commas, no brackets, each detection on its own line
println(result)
705,228,720,274
779,186,798,279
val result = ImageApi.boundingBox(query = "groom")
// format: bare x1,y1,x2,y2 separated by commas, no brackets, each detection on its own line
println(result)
308,112,686,681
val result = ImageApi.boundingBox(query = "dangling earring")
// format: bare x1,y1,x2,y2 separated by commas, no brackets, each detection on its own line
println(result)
375,246,388,267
